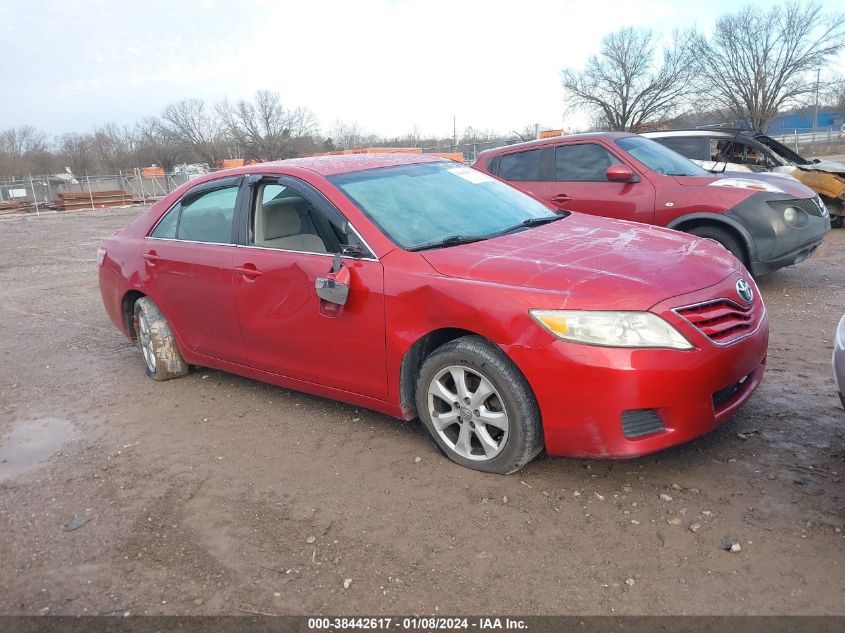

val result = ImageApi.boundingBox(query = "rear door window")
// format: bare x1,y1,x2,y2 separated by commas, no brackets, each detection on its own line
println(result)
497,149,544,181
554,143,621,181
150,184,239,244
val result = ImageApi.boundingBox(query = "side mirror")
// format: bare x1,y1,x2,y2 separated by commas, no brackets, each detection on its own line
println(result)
315,277,349,306
606,164,637,182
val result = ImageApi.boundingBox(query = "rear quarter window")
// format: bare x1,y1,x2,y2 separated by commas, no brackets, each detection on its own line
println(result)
654,136,708,161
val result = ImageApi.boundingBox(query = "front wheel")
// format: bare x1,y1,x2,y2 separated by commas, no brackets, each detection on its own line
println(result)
686,225,746,265
415,336,543,474
133,297,189,381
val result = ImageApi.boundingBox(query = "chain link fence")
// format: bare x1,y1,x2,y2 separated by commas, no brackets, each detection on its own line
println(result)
0,137,532,215
0,170,198,214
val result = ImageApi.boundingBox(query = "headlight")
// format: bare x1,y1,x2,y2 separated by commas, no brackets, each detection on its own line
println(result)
709,178,785,194
784,207,798,224
530,310,693,350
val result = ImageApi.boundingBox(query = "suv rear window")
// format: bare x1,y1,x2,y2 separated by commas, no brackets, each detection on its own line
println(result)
497,149,543,181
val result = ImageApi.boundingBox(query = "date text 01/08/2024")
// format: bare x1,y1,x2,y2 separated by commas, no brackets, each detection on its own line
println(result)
307,617,527,630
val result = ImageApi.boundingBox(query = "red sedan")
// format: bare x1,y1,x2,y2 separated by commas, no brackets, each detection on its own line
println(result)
98,153,768,474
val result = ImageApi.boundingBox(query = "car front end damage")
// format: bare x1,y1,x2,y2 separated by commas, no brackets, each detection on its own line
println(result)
720,189,830,276
787,164,845,227
505,270,768,458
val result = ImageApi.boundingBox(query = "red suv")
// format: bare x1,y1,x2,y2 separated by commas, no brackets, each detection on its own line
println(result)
99,154,767,474
473,133,829,276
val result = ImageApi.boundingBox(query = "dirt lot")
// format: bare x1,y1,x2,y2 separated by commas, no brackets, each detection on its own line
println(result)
0,207,843,616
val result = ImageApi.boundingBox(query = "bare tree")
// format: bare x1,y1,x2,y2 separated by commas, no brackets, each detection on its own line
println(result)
691,1,845,132
329,120,366,150
135,117,183,172
88,123,137,172
160,98,222,167
55,133,94,175
562,27,695,131
0,126,51,176
217,91,319,161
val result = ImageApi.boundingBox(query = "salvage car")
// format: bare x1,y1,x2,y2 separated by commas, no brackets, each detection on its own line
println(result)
643,128,845,228
473,133,830,276
99,153,768,474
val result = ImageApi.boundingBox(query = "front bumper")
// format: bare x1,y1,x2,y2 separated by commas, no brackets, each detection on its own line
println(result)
505,275,769,458
748,239,823,276
727,193,830,275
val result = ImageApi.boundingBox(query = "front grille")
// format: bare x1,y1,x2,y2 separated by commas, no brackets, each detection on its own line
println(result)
767,196,826,217
675,299,755,345
621,409,665,439
712,374,750,409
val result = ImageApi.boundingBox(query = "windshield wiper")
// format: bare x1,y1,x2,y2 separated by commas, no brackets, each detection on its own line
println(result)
406,235,489,252
496,214,566,236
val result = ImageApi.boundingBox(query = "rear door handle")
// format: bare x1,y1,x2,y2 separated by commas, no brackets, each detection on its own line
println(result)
143,251,159,264
235,264,263,279
551,193,572,203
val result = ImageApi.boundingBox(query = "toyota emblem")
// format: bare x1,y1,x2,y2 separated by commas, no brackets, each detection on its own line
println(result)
736,278,754,303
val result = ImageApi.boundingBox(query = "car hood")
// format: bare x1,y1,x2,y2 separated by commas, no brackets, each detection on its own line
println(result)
672,172,816,199
420,213,739,311
798,160,845,177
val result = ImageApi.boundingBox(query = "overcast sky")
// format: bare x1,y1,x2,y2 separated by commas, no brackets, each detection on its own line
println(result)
2,0,843,139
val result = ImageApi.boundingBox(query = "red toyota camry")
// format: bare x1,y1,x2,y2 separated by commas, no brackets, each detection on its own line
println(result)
98,153,768,474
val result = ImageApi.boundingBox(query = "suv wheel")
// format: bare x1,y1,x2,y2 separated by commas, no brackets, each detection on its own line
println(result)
686,226,746,265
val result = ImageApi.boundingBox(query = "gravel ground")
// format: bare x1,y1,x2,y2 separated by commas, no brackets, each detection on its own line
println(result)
0,207,843,616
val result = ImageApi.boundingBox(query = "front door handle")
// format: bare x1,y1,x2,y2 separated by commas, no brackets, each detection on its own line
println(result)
235,264,263,279
551,193,572,204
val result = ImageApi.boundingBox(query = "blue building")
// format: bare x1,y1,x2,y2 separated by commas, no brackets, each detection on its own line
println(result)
767,112,845,134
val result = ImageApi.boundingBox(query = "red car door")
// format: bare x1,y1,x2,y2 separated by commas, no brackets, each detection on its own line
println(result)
232,177,388,400
545,142,656,224
144,177,249,365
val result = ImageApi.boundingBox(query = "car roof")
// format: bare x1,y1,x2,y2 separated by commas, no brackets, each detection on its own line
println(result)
642,129,760,138
257,152,446,176
475,131,637,159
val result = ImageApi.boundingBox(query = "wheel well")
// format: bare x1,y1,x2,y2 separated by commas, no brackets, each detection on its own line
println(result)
122,290,146,342
399,328,484,419
672,218,749,265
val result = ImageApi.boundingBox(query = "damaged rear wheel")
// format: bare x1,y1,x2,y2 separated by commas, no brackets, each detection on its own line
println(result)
133,297,189,381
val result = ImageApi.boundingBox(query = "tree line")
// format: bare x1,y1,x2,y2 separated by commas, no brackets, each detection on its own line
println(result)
0,90,513,179
562,1,845,132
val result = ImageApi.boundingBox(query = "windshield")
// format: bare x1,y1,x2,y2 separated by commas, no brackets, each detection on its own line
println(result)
616,136,708,177
753,135,807,165
329,162,557,250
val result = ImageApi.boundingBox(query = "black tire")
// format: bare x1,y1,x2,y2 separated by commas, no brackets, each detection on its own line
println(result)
821,196,844,229
686,225,746,264
415,336,543,474
133,297,189,381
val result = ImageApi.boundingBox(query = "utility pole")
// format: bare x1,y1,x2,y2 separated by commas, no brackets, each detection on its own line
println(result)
813,68,820,136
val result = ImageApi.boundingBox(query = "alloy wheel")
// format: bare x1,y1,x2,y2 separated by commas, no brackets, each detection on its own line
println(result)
427,365,509,461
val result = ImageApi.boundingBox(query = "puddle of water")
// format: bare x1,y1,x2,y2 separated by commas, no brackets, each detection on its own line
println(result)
0,417,74,482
